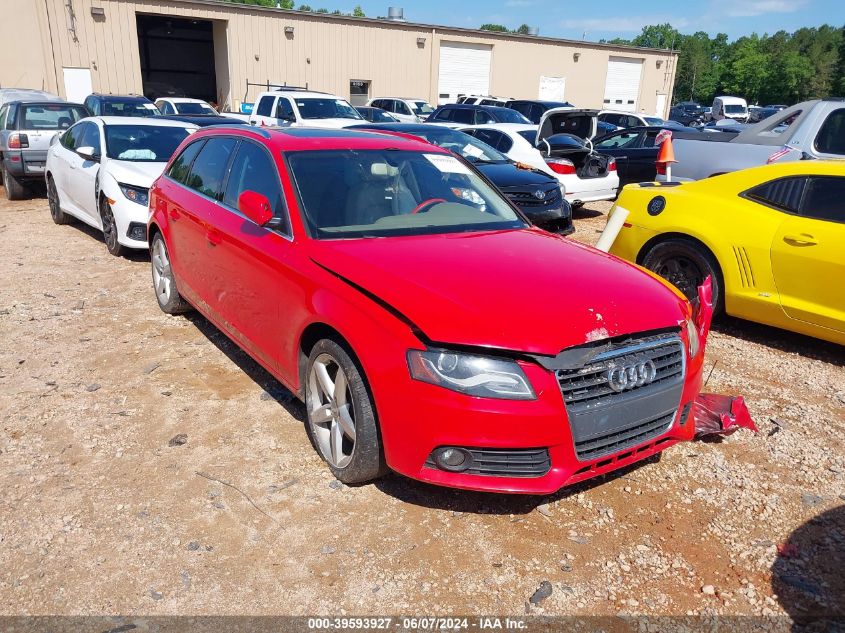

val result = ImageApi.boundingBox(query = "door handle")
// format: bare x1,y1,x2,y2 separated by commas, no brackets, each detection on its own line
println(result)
783,233,818,246
205,228,222,246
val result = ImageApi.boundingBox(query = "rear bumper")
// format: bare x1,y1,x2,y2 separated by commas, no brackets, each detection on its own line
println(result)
3,150,48,180
558,173,620,204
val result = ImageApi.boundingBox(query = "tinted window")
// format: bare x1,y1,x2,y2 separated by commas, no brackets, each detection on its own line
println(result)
510,102,530,117
450,109,474,124
800,177,845,223
474,110,495,124
491,109,530,124
275,97,295,121
167,139,206,184
0,106,6,130
84,96,97,115
185,137,237,199
101,99,158,117
744,177,806,213
641,130,661,148
60,123,85,150
815,108,845,155
256,96,275,117
396,101,411,116
78,122,102,154
223,141,288,231
432,108,452,122
175,102,216,115
22,104,87,130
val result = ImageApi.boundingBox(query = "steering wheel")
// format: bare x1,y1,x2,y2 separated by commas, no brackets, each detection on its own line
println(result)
411,198,447,214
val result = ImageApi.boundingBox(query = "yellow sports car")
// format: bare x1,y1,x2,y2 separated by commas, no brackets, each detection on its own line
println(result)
608,161,845,346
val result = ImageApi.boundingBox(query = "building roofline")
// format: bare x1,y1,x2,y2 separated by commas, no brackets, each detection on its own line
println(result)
149,0,678,56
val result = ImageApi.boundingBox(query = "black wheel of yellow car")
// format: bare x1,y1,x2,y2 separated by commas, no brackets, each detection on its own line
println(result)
641,238,724,314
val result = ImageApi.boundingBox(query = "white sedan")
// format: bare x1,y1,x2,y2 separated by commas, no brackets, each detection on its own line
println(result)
155,97,218,115
45,116,196,255
461,110,619,206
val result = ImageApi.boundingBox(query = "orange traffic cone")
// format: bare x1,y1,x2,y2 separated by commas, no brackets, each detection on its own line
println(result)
656,134,677,164
656,134,677,182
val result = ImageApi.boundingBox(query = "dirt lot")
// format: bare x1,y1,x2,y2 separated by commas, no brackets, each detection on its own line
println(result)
1,189,843,622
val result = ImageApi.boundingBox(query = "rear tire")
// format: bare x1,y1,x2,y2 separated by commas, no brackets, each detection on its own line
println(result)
641,238,724,314
47,176,70,224
3,168,30,201
100,197,124,257
304,338,387,484
150,232,191,315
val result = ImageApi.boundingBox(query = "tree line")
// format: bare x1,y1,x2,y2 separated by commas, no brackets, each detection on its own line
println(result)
604,24,844,107
220,0,365,17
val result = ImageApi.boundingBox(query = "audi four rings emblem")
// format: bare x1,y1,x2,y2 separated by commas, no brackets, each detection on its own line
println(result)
607,360,657,392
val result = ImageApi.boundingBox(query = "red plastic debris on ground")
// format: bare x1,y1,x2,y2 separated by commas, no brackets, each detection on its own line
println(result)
693,393,759,439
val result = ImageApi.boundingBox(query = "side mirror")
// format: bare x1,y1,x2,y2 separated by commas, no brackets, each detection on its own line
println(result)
238,190,273,226
76,146,99,162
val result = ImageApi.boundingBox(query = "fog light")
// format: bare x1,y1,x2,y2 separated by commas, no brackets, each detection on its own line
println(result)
126,222,147,241
434,447,473,472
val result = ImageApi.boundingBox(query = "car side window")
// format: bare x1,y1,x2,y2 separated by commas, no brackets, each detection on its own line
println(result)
396,101,411,116
84,97,97,116
640,130,660,148
5,104,17,130
528,104,543,124
596,132,639,149
471,128,499,148
800,177,845,223
0,106,6,130
448,109,472,124
814,108,845,155
163,102,176,115
472,110,493,125
78,122,102,154
256,96,275,117
167,139,205,184
223,140,289,233
624,116,640,128
60,122,84,150
275,97,295,121
432,108,452,122
743,176,807,213
496,133,513,153
185,137,237,199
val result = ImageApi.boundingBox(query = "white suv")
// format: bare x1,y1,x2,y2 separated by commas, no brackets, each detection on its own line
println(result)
248,89,363,128
366,97,435,122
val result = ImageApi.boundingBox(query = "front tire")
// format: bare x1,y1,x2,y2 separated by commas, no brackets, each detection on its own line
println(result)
47,176,70,224
150,232,191,314
641,238,724,313
3,168,30,201
304,339,387,484
100,197,124,256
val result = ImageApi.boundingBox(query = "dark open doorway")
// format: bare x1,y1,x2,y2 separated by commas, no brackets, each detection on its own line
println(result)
136,14,217,104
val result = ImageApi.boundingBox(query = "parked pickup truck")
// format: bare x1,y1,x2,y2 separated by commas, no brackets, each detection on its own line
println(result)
663,98,845,181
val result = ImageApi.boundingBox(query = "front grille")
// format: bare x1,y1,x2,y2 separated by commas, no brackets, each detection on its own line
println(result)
503,186,562,208
557,333,685,461
425,447,550,477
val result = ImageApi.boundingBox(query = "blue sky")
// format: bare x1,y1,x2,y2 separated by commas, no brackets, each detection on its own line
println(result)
348,0,844,42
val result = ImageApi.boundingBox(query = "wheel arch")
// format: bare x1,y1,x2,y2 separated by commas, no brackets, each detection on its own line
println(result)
297,321,356,400
637,231,727,304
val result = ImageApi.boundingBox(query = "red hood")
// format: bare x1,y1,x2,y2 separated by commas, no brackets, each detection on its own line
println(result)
309,228,689,356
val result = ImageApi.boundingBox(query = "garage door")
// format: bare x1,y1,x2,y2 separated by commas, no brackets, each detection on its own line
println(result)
438,42,492,105
603,57,643,113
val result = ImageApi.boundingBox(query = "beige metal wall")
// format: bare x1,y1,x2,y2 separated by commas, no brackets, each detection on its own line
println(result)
0,0,51,90
5,0,676,117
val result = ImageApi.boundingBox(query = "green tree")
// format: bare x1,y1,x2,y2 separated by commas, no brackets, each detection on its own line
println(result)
315,7,328,12
352,5,365,17
297,4,312,10
479,24,509,33
631,23,680,49
515,24,532,35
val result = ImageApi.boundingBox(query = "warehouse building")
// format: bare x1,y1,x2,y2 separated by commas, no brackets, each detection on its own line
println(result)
2,0,678,117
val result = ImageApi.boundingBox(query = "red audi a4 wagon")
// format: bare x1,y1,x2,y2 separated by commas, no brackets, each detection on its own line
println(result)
147,125,707,494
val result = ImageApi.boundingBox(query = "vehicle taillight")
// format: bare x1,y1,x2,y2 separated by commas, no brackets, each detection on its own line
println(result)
546,159,576,175
656,162,666,176
608,159,617,172
8,133,28,149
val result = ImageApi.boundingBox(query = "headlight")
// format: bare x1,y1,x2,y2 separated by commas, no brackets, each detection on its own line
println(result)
407,349,536,400
685,319,701,358
118,183,149,206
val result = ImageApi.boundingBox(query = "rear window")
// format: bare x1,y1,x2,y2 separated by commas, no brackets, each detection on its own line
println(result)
492,109,530,124
175,102,216,115
815,108,845,155
21,104,87,130
295,98,362,120
101,100,159,117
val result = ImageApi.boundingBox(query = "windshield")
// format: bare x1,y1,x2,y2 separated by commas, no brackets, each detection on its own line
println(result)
175,102,216,115
494,109,531,124
22,104,88,130
105,125,191,162
295,98,363,120
288,149,525,239
725,104,747,114
644,117,664,126
102,100,160,117
409,128,509,163
412,101,435,115
369,110,397,123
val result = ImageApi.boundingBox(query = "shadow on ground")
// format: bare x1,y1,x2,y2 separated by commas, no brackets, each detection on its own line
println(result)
772,503,845,632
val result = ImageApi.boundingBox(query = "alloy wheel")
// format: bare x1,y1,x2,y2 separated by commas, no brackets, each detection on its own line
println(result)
151,238,173,305
102,203,119,252
48,180,60,221
307,353,357,468
653,256,703,300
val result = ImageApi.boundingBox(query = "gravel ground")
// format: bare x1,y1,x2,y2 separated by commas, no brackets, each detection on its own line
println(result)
0,191,843,622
